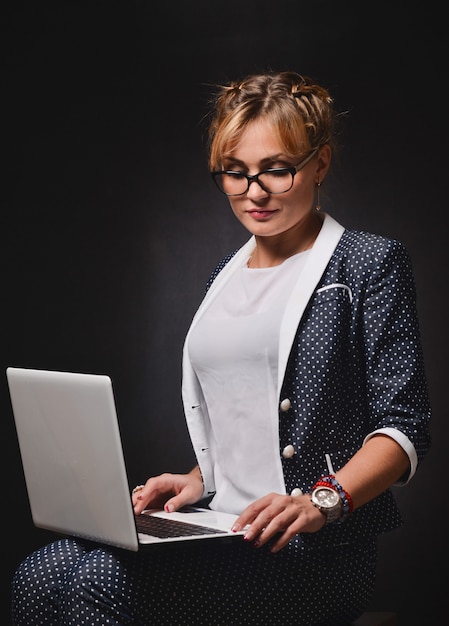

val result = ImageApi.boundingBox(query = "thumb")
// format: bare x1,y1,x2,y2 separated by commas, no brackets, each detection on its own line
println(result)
164,494,188,513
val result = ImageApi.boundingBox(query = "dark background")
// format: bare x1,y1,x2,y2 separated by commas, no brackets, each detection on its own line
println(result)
2,2,446,624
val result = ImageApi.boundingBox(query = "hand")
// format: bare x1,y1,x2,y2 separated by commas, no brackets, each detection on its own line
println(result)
132,469,204,515
232,492,326,553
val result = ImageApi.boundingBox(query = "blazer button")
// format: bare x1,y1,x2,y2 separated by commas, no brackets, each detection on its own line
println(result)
282,444,295,459
279,398,291,412
290,488,303,497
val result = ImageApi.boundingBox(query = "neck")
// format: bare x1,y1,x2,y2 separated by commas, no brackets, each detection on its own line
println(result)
248,212,322,268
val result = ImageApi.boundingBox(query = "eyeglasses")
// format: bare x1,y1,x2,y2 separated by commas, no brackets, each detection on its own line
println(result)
211,148,318,196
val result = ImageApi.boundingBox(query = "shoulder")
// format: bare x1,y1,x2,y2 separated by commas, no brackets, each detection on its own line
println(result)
327,228,416,299
336,228,412,271
340,227,407,254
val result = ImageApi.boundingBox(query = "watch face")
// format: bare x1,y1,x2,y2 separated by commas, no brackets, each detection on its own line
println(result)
313,487,340,508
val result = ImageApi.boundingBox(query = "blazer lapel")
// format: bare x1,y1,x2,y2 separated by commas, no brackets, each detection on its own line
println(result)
277,213,345,395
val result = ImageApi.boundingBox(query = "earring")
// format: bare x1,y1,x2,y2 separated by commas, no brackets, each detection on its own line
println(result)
315,181,321,211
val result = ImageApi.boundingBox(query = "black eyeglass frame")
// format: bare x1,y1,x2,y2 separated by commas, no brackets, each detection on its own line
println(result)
211,147,319,196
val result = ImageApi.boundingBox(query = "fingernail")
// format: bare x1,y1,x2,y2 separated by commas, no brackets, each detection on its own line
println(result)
165,504,174,513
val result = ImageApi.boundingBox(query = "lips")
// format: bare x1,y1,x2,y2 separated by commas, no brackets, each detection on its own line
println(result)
247,209,278,220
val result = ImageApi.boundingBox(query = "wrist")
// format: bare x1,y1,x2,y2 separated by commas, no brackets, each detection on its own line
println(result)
190,466,203,482
310,475,353,524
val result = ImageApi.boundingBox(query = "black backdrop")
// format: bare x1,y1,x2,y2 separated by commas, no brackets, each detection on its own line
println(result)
2,2,447,624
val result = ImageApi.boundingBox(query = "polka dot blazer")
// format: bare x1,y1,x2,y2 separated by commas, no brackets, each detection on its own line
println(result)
182,213,431,553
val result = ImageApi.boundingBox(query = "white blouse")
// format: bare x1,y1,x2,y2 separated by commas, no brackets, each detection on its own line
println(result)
187,251,310,513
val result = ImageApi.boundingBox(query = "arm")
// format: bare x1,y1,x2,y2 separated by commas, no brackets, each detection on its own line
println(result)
335,433,409,509
232,433,409,552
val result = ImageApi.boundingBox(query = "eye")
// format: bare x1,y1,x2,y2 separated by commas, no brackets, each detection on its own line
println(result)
224,170,246,179
263,168,290,178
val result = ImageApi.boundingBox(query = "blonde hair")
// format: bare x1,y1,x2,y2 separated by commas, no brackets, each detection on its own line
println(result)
207,71,336,171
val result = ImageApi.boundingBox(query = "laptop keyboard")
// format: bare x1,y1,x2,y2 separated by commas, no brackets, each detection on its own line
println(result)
135,514,224,538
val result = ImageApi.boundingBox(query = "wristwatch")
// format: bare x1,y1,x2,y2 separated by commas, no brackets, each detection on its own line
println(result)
310,486,343,524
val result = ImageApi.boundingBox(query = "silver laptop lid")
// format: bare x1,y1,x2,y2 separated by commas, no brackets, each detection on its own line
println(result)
7,367,140,551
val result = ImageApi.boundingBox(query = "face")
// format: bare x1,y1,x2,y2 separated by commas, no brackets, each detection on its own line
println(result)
223,118,330,239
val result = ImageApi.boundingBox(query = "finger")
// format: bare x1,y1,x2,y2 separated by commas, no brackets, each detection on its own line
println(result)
241,499,289,539
163,491,193,513
266,529,293,553
256,504,315,552
246,515,285,544
245,503,304,548
131,484,146,509
242,513,277,543
232,497,272,531
132,482,165,513
163,499,177,513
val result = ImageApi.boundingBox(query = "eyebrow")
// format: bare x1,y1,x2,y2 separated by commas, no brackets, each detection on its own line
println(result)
223,154,290,169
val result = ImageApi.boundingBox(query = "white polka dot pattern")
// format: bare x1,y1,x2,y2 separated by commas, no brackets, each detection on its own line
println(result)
12,537,377,624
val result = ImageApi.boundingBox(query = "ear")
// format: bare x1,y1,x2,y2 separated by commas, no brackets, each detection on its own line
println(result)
315,144,332,183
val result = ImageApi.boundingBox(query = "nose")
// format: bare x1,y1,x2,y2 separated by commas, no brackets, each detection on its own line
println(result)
246,177,269,199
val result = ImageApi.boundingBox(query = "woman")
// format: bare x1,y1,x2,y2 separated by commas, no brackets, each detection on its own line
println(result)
12,71,431,625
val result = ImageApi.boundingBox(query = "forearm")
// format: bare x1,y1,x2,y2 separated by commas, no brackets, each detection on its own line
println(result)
334,433,410,510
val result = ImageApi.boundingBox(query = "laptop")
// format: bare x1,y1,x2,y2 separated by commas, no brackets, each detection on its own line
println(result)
6,367,245,551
